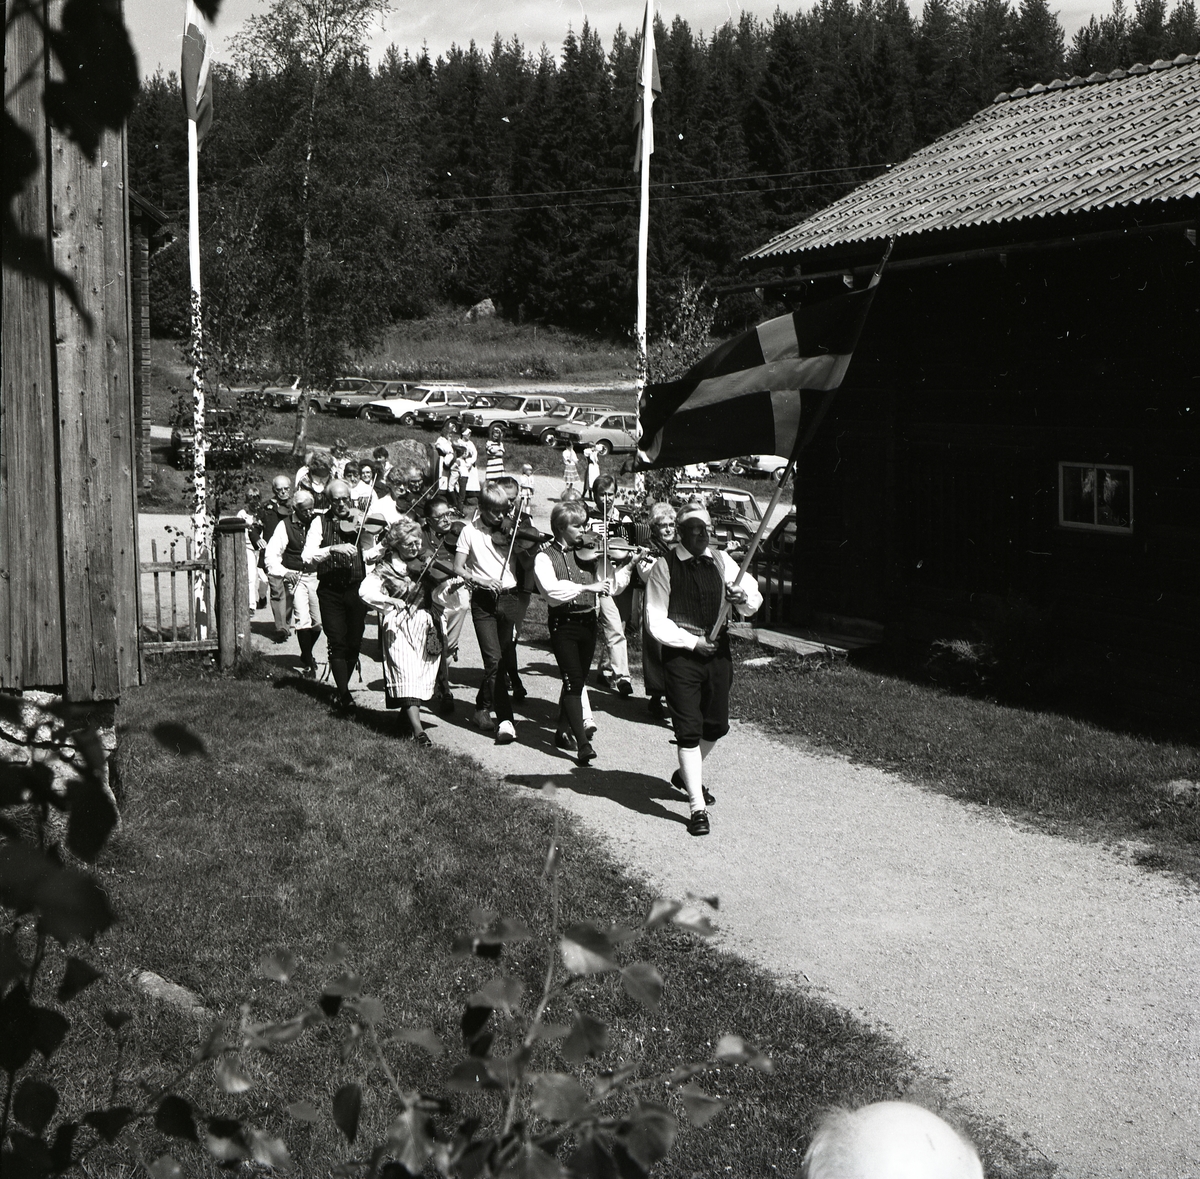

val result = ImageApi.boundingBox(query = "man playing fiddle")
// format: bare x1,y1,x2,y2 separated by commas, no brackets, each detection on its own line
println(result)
493,474,543,702
301,478,380,713
453,482,522,743
264,489,323,677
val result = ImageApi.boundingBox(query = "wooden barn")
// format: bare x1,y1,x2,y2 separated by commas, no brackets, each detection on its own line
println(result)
2,18,142,702
744,53,1199,718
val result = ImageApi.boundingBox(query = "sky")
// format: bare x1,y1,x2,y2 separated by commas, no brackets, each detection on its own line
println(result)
125,0,1102,79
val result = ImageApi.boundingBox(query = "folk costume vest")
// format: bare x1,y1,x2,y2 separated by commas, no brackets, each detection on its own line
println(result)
544,543,596,617
666,548,725,636
318,513,366,587
280,516,308,572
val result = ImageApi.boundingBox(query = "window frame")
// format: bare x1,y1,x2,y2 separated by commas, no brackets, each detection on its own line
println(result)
1057,461,1134,534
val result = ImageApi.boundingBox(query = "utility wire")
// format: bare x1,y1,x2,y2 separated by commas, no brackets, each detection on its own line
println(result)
416,162,890,206
414,176,877,215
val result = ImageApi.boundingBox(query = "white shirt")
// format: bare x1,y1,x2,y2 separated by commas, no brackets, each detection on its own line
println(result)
455,519,517,589
533,545,593,607
644,543,763,651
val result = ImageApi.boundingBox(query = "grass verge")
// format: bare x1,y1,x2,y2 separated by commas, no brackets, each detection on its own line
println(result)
34,665,1051,1177
360,312,633,382
730,648,1200,881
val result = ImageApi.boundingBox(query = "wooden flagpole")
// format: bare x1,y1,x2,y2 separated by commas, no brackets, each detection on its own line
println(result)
633,0,654,494
705,240,896,642
187,113,206,550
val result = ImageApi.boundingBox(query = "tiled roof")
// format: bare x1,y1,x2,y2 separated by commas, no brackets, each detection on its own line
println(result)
745,53,1200,263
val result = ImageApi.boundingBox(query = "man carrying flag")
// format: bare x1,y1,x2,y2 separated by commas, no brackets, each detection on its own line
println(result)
644,501,762,836
637,252,889,834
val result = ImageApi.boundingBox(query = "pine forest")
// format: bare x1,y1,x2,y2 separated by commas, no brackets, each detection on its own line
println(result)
128,0,1200,377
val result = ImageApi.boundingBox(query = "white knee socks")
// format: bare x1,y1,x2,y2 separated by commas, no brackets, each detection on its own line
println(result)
678,745,705,813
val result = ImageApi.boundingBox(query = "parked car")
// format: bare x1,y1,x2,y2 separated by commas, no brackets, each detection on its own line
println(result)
512,402,609,447
329,380,413,418
747,511,797,609
459,393,568,440
171,408,252,469
671,482,765,554
266,375,369,414
553,409,638,456
415,393,495,430
735,454,791,482
361,384,475,426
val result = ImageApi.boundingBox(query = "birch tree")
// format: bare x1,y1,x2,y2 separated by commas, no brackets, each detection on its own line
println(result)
232,0,390,456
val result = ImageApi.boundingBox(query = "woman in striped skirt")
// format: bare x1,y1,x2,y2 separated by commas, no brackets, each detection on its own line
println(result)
359,518,441,745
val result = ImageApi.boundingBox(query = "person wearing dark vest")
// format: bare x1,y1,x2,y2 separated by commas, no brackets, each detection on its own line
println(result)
260,476,294,639
644,502,762,836
301,479,377,713
533,500,615,766
264,489,323,676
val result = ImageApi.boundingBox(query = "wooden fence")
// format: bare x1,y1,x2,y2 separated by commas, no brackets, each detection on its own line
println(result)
141,539,217,654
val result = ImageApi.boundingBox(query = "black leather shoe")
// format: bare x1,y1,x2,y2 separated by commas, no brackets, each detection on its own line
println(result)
437,693,456,717
648,695,666,720
511,683,528,702
577,742,597,766
687,810,710,837
615,678,633,696
671,769,715,807
555,729,578,751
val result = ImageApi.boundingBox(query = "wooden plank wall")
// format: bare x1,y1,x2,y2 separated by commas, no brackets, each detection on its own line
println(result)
1,2,141,700
1,8,65,688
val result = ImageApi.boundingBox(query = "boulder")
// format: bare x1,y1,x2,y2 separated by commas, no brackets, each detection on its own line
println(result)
465,298,496,322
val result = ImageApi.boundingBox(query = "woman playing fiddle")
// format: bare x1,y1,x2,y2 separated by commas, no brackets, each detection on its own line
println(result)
359,518,442,745
301,479,383,713
423,495,469,715
533,500,615,765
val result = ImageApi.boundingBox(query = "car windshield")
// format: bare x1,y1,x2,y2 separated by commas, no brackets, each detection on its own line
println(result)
489,396,523,411
547,406,571,418
331,379,362,392
577,410,607,425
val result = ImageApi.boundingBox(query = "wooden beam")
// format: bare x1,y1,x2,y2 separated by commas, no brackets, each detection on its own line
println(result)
49,0,121,701
1,5,65,690
104,123,142,690
723,218,1200,295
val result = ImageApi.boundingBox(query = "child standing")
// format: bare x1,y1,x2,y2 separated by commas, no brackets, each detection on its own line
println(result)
485,437,506,482
562,443,579,494
518,462,535,501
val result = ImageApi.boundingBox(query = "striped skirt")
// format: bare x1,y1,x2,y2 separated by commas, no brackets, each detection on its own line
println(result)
379,605,440,703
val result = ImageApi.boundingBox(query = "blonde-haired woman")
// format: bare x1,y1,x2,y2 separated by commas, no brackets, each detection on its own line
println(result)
635,501,677,721
359,518,441,745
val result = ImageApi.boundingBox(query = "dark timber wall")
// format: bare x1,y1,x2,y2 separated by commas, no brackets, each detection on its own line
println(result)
1,4,141,700
789,223,1200,717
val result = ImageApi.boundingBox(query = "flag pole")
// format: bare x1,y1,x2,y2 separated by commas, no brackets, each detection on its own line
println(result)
705,239,894,641
633,0,654,495
187,113,207,551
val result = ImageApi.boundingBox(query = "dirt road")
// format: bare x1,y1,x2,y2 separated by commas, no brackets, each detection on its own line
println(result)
145,483,1200,1178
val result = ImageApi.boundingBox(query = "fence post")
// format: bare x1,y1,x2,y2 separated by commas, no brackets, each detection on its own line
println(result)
214,519,250,668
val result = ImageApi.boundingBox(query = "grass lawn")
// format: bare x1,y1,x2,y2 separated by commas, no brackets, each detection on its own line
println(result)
365,311,633,382
730,649,1200,882
33,665,1051,1177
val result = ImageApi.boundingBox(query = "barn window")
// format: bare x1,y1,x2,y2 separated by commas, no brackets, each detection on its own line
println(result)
1058,463,1133,532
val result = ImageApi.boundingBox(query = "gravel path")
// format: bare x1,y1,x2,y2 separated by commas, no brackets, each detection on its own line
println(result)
147,478,1200,1178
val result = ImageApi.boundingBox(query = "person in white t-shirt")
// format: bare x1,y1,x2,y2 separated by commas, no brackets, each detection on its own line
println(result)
452,482,520,744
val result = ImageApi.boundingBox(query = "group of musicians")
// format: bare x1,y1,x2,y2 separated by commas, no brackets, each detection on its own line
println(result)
259,450,761,836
